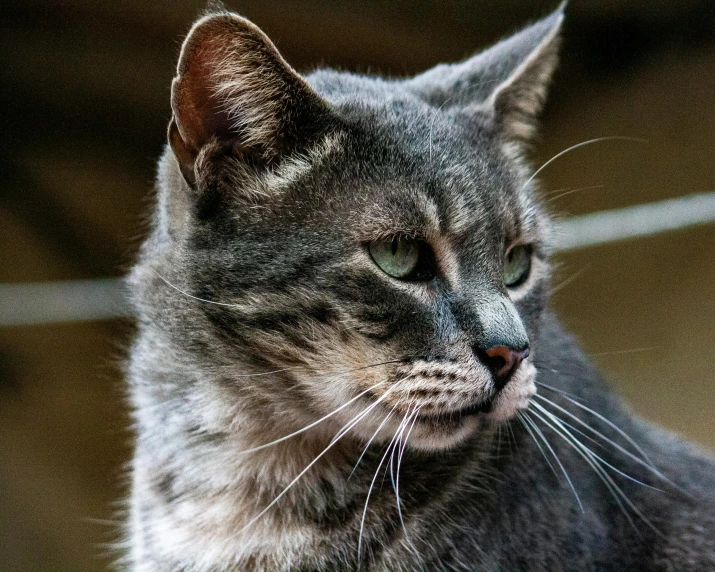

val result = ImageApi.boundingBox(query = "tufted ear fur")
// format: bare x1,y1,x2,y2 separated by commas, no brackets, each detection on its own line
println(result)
407,4,564,144
169,11,331,185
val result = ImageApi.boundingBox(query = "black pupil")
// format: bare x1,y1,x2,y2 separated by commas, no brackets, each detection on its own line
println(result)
391,239,399,255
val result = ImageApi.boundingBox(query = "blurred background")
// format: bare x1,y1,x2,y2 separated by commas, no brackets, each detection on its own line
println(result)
1,0,714,569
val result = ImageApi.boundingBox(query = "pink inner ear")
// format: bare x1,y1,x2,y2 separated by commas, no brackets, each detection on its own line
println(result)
168,12,330,176
171,31,234,155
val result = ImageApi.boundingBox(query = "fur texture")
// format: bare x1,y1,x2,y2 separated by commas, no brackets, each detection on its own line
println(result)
124,6,715,571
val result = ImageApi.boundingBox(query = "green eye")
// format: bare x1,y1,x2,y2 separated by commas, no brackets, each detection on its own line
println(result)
504,244,532,288
369,237,421,279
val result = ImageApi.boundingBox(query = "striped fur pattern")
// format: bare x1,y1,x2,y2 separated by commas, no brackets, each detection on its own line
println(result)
123,6,715,571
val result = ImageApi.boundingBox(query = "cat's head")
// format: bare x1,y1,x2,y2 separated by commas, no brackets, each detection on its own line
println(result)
143,6,563,451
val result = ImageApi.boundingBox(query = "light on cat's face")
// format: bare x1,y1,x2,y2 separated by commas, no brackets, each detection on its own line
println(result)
334,229,540,450
162,6,561,452
172,127,549,453
176,119,550,453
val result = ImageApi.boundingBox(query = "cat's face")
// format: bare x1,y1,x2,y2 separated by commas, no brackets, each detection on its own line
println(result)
150,9,562,450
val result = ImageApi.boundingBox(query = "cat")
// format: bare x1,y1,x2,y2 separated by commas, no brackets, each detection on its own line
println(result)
124,5,715,571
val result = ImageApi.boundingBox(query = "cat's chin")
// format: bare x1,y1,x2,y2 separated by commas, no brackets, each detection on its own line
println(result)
484,360,538,423
405,413,485,451
401,361,538,451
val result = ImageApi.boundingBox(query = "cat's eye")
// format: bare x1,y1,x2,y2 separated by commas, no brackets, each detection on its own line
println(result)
369,237,432,280
504,244,532,288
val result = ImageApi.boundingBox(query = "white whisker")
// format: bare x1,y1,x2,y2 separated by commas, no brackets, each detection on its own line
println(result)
534,405,661,491
389,408,411,498
534,393,660,474
521,136,648,192
349,399,401,480
518,412,558,479
237,381,386,456
151,267,242,307
545,184,604,204
357,413,404,570
530,402,663,537
506,418,518,453
530,406,639,531
534,379,584,402
230,358,406,378
238,388,394,535
391,406,422,559
398,404,421,466
522,411,583,512
590,346,658,357
395,405,424,563
549,265,590,295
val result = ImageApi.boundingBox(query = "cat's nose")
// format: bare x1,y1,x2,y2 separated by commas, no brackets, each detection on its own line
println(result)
482,344,530,390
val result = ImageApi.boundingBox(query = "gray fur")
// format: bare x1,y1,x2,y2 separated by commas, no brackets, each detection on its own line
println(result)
124,5,715,571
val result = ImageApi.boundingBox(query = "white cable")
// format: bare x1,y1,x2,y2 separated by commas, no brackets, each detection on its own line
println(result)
554,191,715,252
1,190,714,326
0,278,130,326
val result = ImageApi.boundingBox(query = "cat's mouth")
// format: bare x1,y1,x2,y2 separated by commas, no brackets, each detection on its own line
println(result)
416,400,493,425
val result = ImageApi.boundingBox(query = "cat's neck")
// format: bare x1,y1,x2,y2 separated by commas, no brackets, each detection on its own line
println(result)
131,357,367,561
130,361,497,569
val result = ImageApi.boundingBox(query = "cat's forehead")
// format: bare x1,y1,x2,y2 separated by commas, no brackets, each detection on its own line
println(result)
301,80,542,243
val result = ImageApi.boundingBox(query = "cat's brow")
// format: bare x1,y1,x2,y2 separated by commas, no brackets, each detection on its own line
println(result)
353,193,442,242
260,131,345,191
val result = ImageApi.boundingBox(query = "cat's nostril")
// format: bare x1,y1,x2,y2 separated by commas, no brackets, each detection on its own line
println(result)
483,345,530,390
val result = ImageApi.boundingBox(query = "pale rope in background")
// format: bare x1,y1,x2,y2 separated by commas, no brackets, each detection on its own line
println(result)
0,278,130,326
554,191,715,251
1,190,715,326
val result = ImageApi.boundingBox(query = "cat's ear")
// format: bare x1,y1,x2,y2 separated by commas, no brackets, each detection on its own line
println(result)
169,11,330,185
407,5,564,143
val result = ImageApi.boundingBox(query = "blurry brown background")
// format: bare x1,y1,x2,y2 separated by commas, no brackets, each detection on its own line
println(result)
1,1,714,569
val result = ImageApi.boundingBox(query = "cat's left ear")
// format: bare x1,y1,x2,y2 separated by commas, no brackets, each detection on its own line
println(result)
407,4,564,143
169,11,332,186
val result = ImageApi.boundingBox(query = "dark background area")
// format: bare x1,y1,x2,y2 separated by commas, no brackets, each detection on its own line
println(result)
1,1,714,569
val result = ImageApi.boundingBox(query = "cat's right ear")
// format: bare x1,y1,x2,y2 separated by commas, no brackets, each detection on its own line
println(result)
169,12,331,187
407,5,564,145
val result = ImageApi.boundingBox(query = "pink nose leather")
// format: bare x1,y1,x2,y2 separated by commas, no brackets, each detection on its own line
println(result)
485,345,530,380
